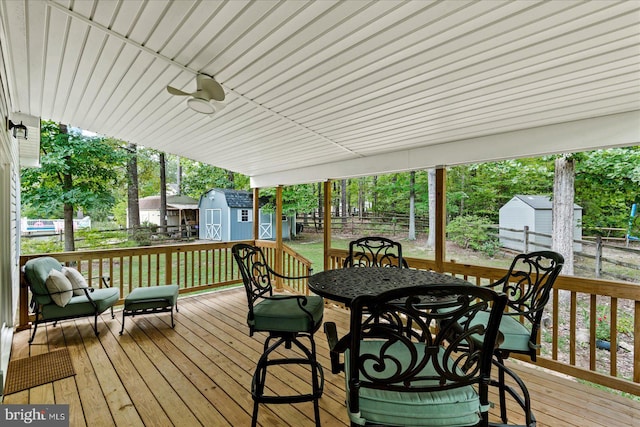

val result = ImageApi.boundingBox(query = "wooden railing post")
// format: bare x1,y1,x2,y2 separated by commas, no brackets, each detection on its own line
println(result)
275,186,283,290
323,180,332,271
165,250,172,285
253,188,260,239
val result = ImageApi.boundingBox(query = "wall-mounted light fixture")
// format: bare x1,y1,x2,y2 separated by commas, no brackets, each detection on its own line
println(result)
7,119,28,140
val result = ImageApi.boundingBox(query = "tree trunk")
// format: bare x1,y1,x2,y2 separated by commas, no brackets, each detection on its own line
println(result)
358,178,365,219
333,181,340,217
552,154,575,275
59,124,75,252
227,170,234,188
408,171,416,240
373,176,378,214
176,156,182,196
426,168,436,248
159,152,167,234
127,143,140,232
341,179,347,225
63,181,75,252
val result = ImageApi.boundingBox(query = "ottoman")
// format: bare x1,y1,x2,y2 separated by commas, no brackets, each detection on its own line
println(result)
120,284,179,335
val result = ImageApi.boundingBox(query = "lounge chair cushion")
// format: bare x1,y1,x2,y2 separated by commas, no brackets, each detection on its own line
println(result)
345,340,481,427
41,287,120,320
251,295,323,333
63,267,89,296
45,269,73,307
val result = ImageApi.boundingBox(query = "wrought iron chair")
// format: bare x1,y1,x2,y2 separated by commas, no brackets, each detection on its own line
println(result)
232,243,324,427
483,250,564,426
343,236,408,268
324,284,507,427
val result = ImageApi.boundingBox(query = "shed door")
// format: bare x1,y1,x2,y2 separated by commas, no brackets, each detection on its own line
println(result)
205,209,222,240
259,211,272,239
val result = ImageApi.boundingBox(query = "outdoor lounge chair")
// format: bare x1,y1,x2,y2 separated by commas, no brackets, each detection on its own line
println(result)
23,256,119,344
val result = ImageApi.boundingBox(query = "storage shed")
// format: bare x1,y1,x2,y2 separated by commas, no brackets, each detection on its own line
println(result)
198,188,291,241
499,195,582,252
136,195,199,237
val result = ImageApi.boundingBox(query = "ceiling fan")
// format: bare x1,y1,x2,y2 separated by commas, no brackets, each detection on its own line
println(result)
167,74,226,115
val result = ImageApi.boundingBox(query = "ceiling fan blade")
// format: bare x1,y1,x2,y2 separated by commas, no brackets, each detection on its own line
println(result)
198,75,225,101
166,86,192,96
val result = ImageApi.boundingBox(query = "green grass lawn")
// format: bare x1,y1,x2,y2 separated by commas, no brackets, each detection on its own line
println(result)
286,232,514,272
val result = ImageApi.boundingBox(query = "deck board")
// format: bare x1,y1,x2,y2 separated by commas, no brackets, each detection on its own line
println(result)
4,287,639,426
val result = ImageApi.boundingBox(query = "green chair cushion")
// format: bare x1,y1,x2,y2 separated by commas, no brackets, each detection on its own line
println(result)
472,310,532,353
250,295,323,333
124,284,179,311
41,287,120,320
346,340,481,427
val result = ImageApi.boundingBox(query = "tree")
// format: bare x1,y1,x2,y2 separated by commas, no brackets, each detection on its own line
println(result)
21,121,125,250
426,168,436,248
341,179,347,225
179,159,249,199
159,152,167,233
552,154,575,275
408,171,416,240
127,143,140,231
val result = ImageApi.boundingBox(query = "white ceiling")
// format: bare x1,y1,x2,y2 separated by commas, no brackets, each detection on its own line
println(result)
1,0,639,187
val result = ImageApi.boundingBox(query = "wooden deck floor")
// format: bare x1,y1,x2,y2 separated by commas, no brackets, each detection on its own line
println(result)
3,287,639,426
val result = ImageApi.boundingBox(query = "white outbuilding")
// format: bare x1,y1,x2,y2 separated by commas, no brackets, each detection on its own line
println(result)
499,195,582,252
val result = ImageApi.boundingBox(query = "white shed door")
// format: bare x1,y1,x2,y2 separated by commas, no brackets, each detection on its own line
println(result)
205,209,222,240
259,211,272,239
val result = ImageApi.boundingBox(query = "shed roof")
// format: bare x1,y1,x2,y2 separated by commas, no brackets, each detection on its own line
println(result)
139,195,199,211
205,188,267,209
512,195,581,210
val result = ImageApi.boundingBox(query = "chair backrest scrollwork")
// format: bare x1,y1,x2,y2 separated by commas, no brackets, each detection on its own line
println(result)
346,284,507,418
344,236,407,268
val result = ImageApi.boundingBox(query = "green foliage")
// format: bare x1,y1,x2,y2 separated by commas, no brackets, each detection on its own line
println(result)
447,215,499,256
179,158,249,198
21,122,127,218
20,237,64,255
575,147,640,233
112,199,128,228
595,309,610,341
260,185,317,214
447,159,554,223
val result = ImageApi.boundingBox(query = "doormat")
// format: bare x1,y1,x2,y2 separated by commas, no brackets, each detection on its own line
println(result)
3,348,75,395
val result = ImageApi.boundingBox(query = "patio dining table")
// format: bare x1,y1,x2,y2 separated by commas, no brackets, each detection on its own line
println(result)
308,267,472,306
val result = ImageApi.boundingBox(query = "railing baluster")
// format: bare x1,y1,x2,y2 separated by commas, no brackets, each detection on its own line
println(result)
611,297,618,376
570,291,577,366
589,294,596,370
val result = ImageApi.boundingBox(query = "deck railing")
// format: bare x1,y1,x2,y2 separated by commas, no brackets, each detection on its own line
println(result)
327,248,640,396
19,243,638,395
18,240,312,329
